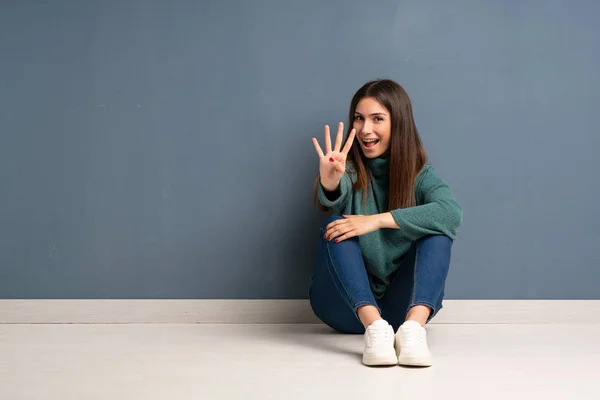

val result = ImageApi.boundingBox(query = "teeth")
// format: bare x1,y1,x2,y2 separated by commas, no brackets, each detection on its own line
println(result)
363,139,378,142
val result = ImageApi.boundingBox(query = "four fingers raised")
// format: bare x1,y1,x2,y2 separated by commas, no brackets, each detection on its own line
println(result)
313,123,355,158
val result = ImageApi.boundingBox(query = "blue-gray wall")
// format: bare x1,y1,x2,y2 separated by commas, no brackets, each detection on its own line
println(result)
1,1,599,299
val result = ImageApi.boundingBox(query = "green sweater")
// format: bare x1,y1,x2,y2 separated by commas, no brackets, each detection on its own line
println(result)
317,156,463,298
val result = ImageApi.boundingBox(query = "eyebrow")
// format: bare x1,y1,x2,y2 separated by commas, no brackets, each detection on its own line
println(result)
354,112,387,117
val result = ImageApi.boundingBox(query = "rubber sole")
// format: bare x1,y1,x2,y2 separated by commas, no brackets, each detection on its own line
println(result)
362,351,398,366
397,354,433,367
395,345,433,367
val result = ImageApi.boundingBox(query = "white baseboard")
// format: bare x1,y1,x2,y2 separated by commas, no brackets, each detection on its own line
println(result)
1,300,599,324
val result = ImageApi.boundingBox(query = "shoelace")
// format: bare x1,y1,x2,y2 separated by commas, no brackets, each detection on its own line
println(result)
366,326,390,347
401,326,425,350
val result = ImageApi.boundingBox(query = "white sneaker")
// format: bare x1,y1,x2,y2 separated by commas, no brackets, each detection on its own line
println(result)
395,320,433,367
362,320,397,366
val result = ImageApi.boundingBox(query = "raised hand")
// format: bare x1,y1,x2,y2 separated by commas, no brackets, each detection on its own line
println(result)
312,122,356,192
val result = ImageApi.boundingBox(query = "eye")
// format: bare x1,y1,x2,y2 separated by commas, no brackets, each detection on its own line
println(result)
354,115,363,121
375,116,384,122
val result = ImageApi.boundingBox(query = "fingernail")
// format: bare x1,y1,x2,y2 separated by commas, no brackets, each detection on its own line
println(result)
329,157,334,162
335,239,339,243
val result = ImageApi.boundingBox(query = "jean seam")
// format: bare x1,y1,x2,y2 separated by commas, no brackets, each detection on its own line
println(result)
407,300,438,320
353,300,377,313
324,237,359,310
408,300,436,311
323,235,380,315
410,244,419,306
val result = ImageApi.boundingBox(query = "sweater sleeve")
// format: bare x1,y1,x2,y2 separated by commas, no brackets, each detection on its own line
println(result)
390,166,463,240
316,173,353,213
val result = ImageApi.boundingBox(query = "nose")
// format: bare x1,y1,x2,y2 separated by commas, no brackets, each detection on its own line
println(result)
361,120,373,134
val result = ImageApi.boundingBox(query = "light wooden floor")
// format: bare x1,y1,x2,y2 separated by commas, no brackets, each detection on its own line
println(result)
1,323,599,399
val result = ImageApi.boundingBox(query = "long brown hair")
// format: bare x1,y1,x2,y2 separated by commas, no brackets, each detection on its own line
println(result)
313,79,427,211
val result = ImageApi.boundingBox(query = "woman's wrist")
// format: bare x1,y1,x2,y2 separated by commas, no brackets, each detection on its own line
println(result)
320,178,340,193
375,212,400,229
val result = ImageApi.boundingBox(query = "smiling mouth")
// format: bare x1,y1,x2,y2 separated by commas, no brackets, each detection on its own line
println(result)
362,139,380,149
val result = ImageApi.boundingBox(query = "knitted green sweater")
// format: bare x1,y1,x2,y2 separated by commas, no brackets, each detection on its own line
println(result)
316,156,463,298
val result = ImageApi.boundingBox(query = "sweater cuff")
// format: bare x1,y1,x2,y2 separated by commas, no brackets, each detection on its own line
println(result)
317,174,351,209
389,209,412,233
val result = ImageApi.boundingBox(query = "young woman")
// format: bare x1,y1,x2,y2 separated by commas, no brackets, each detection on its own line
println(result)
309,79,463,367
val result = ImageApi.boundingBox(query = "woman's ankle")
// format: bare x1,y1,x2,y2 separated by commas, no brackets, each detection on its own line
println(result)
357,305,383,328
404,305,432,327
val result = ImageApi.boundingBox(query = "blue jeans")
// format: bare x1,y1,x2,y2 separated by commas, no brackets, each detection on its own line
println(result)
309,216,453,333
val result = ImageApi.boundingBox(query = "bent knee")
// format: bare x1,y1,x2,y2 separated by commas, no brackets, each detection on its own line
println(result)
419,234,453,248
321,215,344,231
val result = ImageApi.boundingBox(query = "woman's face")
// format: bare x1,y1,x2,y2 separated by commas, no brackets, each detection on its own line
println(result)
353,97,392,158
